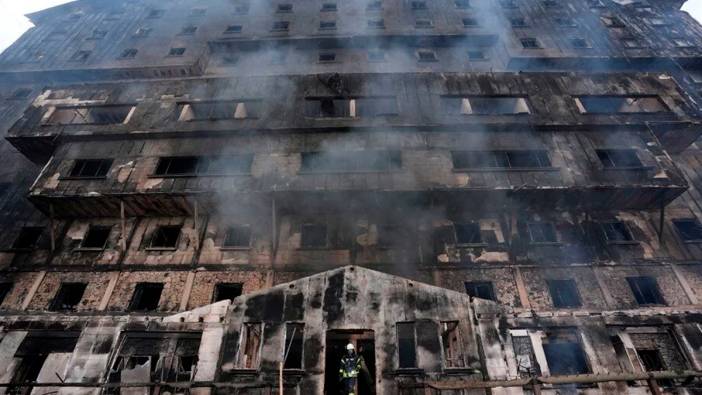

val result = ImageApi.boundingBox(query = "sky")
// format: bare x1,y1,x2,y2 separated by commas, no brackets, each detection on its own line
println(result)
0,0,699,53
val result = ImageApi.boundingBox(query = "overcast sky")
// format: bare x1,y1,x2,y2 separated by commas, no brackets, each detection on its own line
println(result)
0,0,700,53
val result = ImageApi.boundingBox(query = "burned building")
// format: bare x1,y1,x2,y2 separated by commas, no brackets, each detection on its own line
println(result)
2,0,702,393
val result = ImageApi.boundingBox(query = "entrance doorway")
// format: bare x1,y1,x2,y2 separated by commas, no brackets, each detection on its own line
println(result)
325,330,376,395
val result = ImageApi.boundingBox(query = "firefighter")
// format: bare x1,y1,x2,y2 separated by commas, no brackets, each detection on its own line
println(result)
339,343,364,395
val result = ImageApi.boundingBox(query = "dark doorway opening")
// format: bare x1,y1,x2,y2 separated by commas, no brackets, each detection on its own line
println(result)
325,330,376,395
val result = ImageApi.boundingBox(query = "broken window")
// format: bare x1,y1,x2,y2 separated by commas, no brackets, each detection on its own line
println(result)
596,149,643,168
213,283,243,302
322,3,338,11
416,19,433,28
368,19,386,28
601,222,634,242
417,50,437,61
119,48,138,59
627,276,665,305
443,96,530,115
527,222,557,243
180,25,197,35
70,50,91,62
397,322,417,368
154,156,198,176
68,159,113,178
0,283,12,306
10,333,78,394
547,279,581,308
454,222,482,245
542,330,590,375
81,225,111,249
464,281,496,301
129,283,164,311
149,225,181,249
179,100,261,121
237,323,263,369
301,224,328,248
575,96,667,113
452,150,549,169
511,330,540,377
155,155,253,176
319,52,337,62
272,21,290,31
225,25,243,33
521,38,540,48
107,333,201,392
50,282,87,311
48,105,133,125
673,219,702,242
223,225,251,248
300,151,401,172
628,330,687,382
89,29,107,39
441,321,465,368
12,227,43,250
168,47,186,56
283,323,304,369
320,21,337,30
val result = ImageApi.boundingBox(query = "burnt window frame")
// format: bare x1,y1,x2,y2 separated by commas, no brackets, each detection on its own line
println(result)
168,47,186,57
79,225,112,250
212,282,243,302
178,100,262,121
272,21,290,31
441,95,531,115
11,227,43,251
600,221,637,244
69,50,92,62
396,322,418,369
464,281,496,301
321,3,338,11
440,321,466,369
547,279,582,308
454,222,484,246
510,17,527,27
128,282,164,311
45,104,134,126
118,48,138,59
526,221,558,244
574,95,669,114
367,18,386,29
222,225,252,249
283,323,305,370
179,25,198,35
153,155,253,177
673,218,702,243
462,17,478,27
451,150,552,170
318,52,337,62
67,159,113,179
49,282,87,311
147,225,182,250
319,21,337,30
411,0,428,9
627,276,666,306
542,330,591,375
300,223,329,249
225,25,243,34
595,149,644,169
0,283,12,307
415,18,434,28
570,37,591,48
236,322,265,369
277,3,293,13
520,37,541,49
417,49,437,62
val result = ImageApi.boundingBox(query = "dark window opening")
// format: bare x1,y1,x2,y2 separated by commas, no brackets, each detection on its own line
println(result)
462,18,478,27
368,19,385,28
674,219,702,242
147,9,164,18
468,50,486,60
213,283,243,302
180,25,197,35
12,227,43,250
70,50,91,62
601,222,634,242
129,283,164,311
521,38,540,48
627,276,665,305
367,1,383,10
638,349,665,371
180,100,261,120
455,222,482,244
571,38,590,48
301,151,401,173
596,149,642,168
601,15,625,28
452,150,549,169
547,279,581,308
543,332,590,375
119,48,138,59
441,321,465,368
377,224,402,247
527,222,557,243
320,21,337,30
272,21,290,31
416,19,433,28
322,3,338,11
417,50,437,61
50,282,87,311
169,47,186,56
90,29,107,39
81,225,111,249
397,322,417,368
512,334,540,377
284,323,304,369
225,25,242,33
442,96,530,115
223,225,251,248
319,52,336,62
69,159,113,178
411,1,427,9
149,226,181,249
455,0,470,8
48,105,133,125
301,224,328,248
237,323,263,368
155,156,198,176
465,281,496,301
277,3,293,12
155,155,253,176
556,17,576,26
0,283,12,306
511,17,527,27
576,96,668,113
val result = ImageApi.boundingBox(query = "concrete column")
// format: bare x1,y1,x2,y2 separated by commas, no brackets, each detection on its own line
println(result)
179,271,196,311
98,272,120,311
20,271,46,310
513,267,531,309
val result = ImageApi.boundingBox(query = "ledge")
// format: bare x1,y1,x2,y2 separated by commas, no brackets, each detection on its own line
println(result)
452,167,560,173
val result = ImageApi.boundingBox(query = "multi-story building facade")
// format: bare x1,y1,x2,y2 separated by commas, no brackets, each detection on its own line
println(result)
1,0,702,393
